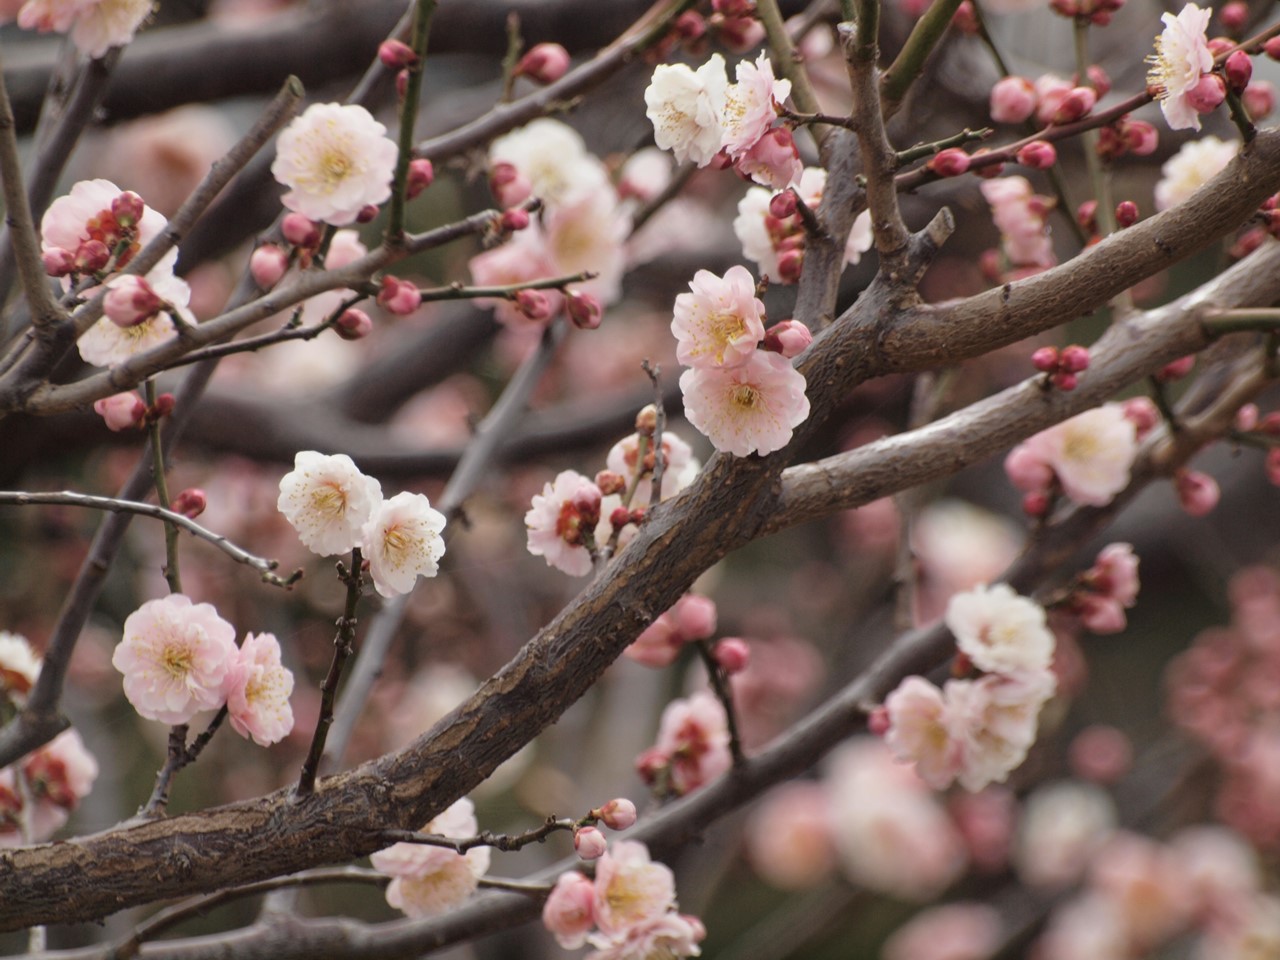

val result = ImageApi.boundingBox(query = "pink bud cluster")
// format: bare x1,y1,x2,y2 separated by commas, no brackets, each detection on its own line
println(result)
92,389,176,432
1031,343,1090,391
1069,543,1141,634
979,176,1057,280
625,594,718,667
637,691,732,797
1048,0,1124,26
42,188,147,280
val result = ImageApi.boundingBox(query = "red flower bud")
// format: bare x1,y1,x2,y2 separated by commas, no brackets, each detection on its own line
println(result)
517,43,570,85
281,213,321,248
567,291,602,330
1016,140,1057,170
1031,346,1060,373
334,308,373,340
515,288,552,321
378,39,418,71
1225,50,1253,93
1219,0,1248,33
171,488,207,520
500,208,530,233
768,189,798,220
1059,344,1090,373
1115,200,1139,228
74,240,111,274
927,148,970,177
405,158,435,200
111,191,145,229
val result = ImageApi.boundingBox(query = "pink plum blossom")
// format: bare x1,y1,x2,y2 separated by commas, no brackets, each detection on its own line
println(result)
22,728,98,813
624,594,717,668
605,430,700,506
525,470,606,577
651,690,732,795
1147,3,1215,131
946,669,1057,792
276,451,383,557
591,840,677,937
680,351,809,457
989,76,1036,124
881,903,1002,960
468,230,562,328
370,797,490,919
222,632,294,746
883,676,964,789
271,103,399,226
1011,405,1138,507
735,126,803,189
361,492,448,598
979,175,1056,269
543,871,596,948
720,53,791,159
111,594,238,725
1090,831,1197,949
744,780,836,889
671,264,766,368
645,55,729,167
946,583,1055,675
540,189,630,306
586,913,706,960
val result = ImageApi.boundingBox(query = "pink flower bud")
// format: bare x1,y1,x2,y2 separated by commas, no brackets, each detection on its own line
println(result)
567,291,602,330
927,148,970,177
761,319,813,358
1207,37,1235,57
170,488,207,519
1051,86,1096,124
1219,0,1248,33
595,471,627,496
596,798,637,830
74,240,110,274
377,275,422,315
1175,469,1220,517
672,594,717,641
714,637,751,674
1265,36,1280,61
1115,200,1139,228
93,392,145,431
1077,593,1126,634
1076,200,1098,232
490,161,532,208
1235,403,1259,432
950,1,977,32
1121,396,1160,438
629,506,646,525
405,158,435,200
1243,80,1275,120
673,10,706,42
356,204,379,224
379,39,418,71
1263,412,1280,435
717,14,766,53
1031,346,1059,373
281,213,321,248
396,69,409,99
1122,119,1158,156
735,127,802,190
777,248,804,284
635,746,669,785
104,275,164,328
769,189,798,220
610,506,632,530
1005,443,1053,493
867,705,891,736
249,244,289,289
111,191,145,228
542,872,595,948
989,76,1037,124
1157,355,1195,382
1069,724,1132,784
518,43,570,85
42,247,75,277
1059,344,1090,373
1022,491,1050,517
574,826,607,861
1051,371,1079,391
571,483,603,522
334,308,373,340
1086,64,1111,98
151,392,176,418
1187,74,1226,115
515,288,552,321
1016,140,1057,170
500,208,530,232
1225,50,1253,93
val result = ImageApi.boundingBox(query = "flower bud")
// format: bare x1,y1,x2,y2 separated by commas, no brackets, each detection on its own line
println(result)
42,247,75,277
104,275,164,328
717,14,766,53
1050,371,1078,391
1156,355,1195,382
596,798,638,831
356,204,379,224
1058,344,1090,373
672,594,717,640
377,275,422,315
634,747,669,785
635,404,658,436
1267,448,1280,486
379,39,418,71
111,191,145,229
1051,86,1096,124
595,471,627,496
768,189,798,220
1225,50,1253,93
151,392,176,418
761,319,812,358
989,76,1037,124
1121,119,1158,156
574,826,608,861
1022,491,1051,517
1076,200,1098,233
405,158,435,200
1115,200,1139,228
927,148,970,177
1265,36,1280,61
500,208,530,232
714,637,751,674
1219,0,1248,33
610,506,633,530
250,244,289,289
777,248,804,283
518,43,571,85
567,291,603,330
515,288,552,321
1121,397,1160,438
1016,140,1057,170
490,161,532,208
74,240,111,274
1175,469,1219,517
1243,80,1275,120
867,705,891,736
673,10,706,42
950,0,978,33
1186,74,1226,115
1207,37,1235,57
1085,64,1111,98
629,506,646,525
1031,346,1060,373
281,213,321,248
1235,403,1259,432
171,488,207,519
93,392,145,431
334,308,373,340
571,484,603,522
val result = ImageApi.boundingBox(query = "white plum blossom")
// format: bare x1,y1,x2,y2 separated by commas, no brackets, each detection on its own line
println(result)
525,471,610,577
591,840,677,937
947,669,1057,792
586,913,707,960
541,189,631,306
0,631,41,701
1147,3,1215,132
1154,135,1238,211
271,103,399,225
720,53,790,159
605,430,700,505
1016,780,1117,889
76,270,191,367
883,676,962,790
671,265,766,369
680,351,810,457
222,632,294,747
276,451,383,557
1033,405,1139,507
361,492,447,598
370,798,491,919
945,583,1055,675
645,55,729,167
489,118,610,209
16,0,151,56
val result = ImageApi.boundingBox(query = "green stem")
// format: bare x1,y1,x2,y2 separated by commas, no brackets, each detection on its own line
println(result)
144,379,181,594
1225,87,1257,144
386,0,439,242
412,270,596,303
500,13,523,103
896,127,990,165
755,0,824,135
881,0,965,119
1204,309,1280,336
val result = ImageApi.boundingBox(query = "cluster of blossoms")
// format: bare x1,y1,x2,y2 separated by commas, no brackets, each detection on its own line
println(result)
41,179,194,371
673,265,810,457
278,451,446,598
1066,543,1141,635
624,593,718,668
3,0,152,58
369,798,490,918
111,594,295,746
471,118,626,327
979,175,1057,279
735,166,872,284
524,416,699,577
636,690,733,798
878,583,1058,793
646,52,800,189
0,634,99,845
542,840,705,960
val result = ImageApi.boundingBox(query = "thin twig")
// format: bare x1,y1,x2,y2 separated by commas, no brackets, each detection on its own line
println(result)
144,380,183,595
142,708,229,818
379,814,581,854
642,359,666,511
386,0,439,241
695,640,745,765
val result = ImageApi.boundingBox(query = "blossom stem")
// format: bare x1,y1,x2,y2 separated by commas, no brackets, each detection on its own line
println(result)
880,0,965,120
1225,87,1257,145
296,549,364,797
695,640,745,765
642,359,667,510
499,13,524,104
143,708,229,817
387,0,439,242
411,270,598,303
379,814,581,854
894,127,991,166
1147,376,1181,434
144,380,183,595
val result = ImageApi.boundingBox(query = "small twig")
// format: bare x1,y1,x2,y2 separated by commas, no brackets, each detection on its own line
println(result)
695,639,745,765
379,814,583,854
895,128,991,167
499,12,524,103
144,380,183,595
1148,376,1181,434
386,0,438,241
1204,308,1280,335
296,550,364,797
142,708,228,818
414,270,597,303
1225,86,1257,144
629,161,697,236
0,490,300,587
781,109,857,131
478,876,554,896
642,359,666,511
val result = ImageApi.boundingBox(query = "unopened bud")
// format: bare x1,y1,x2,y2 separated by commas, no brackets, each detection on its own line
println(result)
927,148,970,177
567,291,603,330
1122,119,1158,156
250,244,289,289
1051,86,1096,124
717,14,766,53
517,43,570,85
1115,200,1139,228
1086,64,1111,98
1243,81,1275,120
377,275,422,315
769,189,798,220
151,392,176,418
490,161,532,208
1225,50,1253,93
281,213,321,248
1076,200,1098,233
1122,397,1160,438
171,488,207,519
1031,346,1060,373
867,705,891,736
1219,0,1248,33
356,204,379,224
1016,140,1057,170
515,288,552,321
595,471,627,496
500,208,530,232
1266,36,1280,61
1022,491,1051,517
378,39,418,71
111,191,145,228
629,506,646,525
74,240,111,274
335,308,373,340
93,392,146,432
1235,403,1260,432
1157,355,1195,382
1059,344,1090,373
405,158,435,200
610,506,632,530
673,10,706,42
989,76,1037,125
573,826,607,861
1187,73,1226,114
777,247,804,284
103,275,164,328
596,798,637,831
635,404,658,436
1175,469,1220,517
1050,371,1079,391
714,637,751,674
42,247,75,277
761,319,812,358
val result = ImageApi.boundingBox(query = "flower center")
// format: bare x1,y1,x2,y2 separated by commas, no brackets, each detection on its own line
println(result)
309,482,348,520
730,384,762,410
161,645,192,679
382,525,416,567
